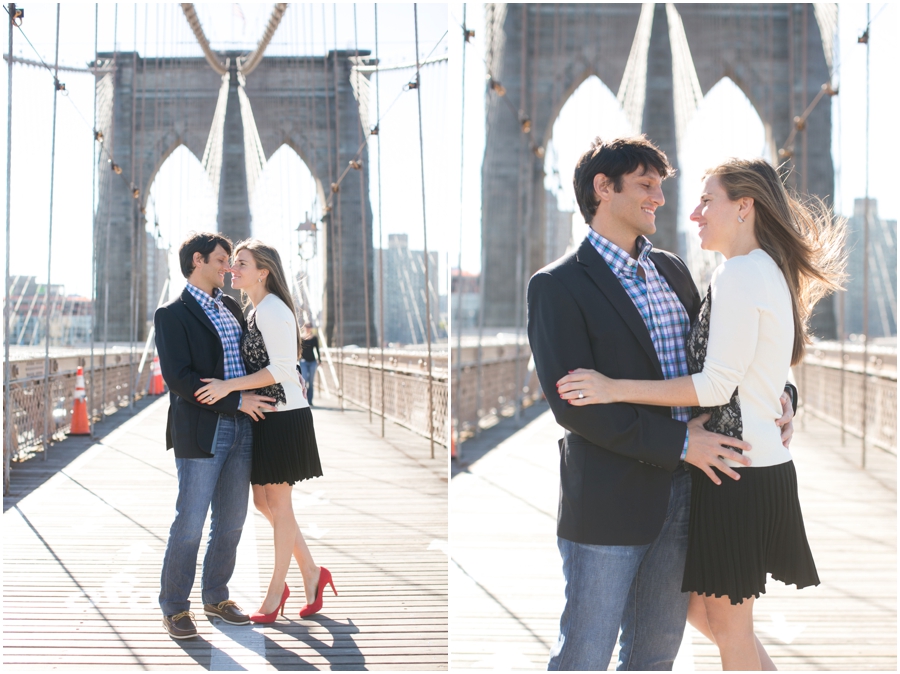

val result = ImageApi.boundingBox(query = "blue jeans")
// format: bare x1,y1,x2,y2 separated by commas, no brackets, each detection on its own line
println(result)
548,467,691,671
159,414,253,615
300,360,318,406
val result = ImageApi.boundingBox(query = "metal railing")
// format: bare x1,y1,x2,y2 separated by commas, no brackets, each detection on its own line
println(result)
330,349,449,447
3,347,153,494
452,336,542,442
794,343,897,456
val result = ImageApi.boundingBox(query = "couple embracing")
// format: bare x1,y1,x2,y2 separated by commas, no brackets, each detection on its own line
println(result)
527,136,845,670
155,233,335,639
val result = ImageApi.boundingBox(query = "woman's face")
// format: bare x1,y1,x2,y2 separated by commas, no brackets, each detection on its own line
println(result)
229,249,261,290
690,175,742,253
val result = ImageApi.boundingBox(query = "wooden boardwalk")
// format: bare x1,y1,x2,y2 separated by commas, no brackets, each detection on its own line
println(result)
450,404,896,671
3,394,448,671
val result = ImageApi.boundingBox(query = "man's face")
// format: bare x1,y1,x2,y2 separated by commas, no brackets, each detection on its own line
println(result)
194,244,230,289
604,167,665,239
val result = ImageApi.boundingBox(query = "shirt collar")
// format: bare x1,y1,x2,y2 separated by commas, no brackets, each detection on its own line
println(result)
186,282,224,310
586,229,653,276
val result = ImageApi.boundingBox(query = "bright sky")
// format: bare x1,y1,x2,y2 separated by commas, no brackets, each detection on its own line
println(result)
448,2,899,276
0,3,449,307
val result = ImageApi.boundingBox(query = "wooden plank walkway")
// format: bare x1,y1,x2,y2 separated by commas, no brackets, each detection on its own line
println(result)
450,403,896,671
3,393,448,671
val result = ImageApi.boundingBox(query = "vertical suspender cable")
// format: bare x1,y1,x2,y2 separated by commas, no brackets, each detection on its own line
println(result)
41,4,62,461
835,5,845,446
128,6,137,409
374,4,385,437
861,2,870,468
332,6,344,411
4,3,16,493
102,5,119,423
89,3,98,437
413,4,435,458
453,4,467,458
512,4,527,421
353,4,373,424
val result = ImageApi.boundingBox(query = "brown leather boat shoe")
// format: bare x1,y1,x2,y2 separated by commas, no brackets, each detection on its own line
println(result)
163,610,198,639
203,599,251,625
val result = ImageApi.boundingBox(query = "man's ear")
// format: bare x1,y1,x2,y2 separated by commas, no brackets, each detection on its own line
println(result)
193,251,205,268
593,173,611,204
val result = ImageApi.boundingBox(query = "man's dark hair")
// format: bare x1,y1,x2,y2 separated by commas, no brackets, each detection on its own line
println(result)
573,135,673,223
178,232,233,278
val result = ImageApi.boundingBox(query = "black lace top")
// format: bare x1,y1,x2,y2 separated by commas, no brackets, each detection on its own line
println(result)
241,310,286,406
686,285,744,452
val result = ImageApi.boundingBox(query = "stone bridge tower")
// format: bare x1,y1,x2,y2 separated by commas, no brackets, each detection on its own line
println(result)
481,3,837,337
93,50,376,346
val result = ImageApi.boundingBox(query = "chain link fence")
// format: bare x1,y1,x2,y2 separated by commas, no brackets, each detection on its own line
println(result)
3,347,154,494
795,343,897,455
331,348,448,447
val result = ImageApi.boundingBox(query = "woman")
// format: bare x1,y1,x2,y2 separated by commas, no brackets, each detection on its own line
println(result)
299,323,320,407
556,158,845,670
195,239,336,623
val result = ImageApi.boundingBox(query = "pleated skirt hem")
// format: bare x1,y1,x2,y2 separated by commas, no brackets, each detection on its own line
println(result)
250,407,323,487
682,461,820,605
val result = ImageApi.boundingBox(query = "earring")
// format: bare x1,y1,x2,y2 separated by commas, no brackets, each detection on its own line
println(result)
257,277,262,283
738,215,745,223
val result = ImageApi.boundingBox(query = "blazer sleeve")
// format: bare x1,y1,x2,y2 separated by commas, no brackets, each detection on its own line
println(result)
254,300,300,385
154,304,241,414
527,271,686,471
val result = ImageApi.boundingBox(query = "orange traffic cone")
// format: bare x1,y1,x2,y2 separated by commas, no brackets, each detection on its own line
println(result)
149,356,165,395
69,367,90,436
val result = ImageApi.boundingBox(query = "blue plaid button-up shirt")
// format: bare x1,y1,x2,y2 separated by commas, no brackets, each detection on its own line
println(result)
185,283,247,384
586,229,691,459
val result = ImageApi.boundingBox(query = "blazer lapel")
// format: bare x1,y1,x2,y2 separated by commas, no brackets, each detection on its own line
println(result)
576,238,663,378
650,251,702,322
181,288,221,339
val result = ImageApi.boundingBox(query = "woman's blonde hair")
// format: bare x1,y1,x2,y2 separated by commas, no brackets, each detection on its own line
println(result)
705,158,847,365
233,238,302,358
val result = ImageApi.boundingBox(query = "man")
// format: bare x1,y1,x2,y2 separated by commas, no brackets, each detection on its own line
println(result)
155,232,277,639
526,137,795,670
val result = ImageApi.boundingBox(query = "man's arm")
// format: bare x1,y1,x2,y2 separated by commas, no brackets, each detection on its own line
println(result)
154,306,241,415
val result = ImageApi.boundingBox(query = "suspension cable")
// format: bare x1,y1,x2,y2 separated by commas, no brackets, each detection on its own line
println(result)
179,3,226,74
413,4,435,458
861,3,870,467
240,2,288,75
332,5,345,411
41,4,62,462
353,4,373,423
453,3,467,456
88,3,98,438
4,2,16,494
375,3,385,437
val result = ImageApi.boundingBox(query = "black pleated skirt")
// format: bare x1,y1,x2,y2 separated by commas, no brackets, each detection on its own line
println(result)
682,461,820,605
250,407,323,486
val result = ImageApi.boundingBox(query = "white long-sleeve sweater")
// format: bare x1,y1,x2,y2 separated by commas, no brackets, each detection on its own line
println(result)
690,249,794,468
254,294,309,412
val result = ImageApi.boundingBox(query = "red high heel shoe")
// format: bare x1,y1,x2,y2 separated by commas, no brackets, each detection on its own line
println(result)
249,583,290,624
299,567,337,618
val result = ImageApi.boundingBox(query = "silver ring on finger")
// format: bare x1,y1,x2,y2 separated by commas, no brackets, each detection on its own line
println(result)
578,390,584,399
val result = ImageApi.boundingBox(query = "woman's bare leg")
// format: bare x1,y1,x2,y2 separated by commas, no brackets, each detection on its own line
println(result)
701,594,769,671
252,484,320,606
687,593,776,670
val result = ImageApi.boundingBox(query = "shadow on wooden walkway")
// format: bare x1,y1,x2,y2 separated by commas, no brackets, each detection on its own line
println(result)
3,393,448,671
450,409,896,671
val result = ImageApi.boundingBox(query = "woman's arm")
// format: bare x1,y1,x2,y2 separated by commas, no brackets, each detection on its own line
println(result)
557,369,700,407
195,369,276,405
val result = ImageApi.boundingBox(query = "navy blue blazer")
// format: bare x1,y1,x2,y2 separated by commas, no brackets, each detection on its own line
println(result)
154,288,247,459
527,237,702,546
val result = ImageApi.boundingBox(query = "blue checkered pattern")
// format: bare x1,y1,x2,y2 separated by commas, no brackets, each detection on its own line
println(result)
185,283,246,381
586,229,691,458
